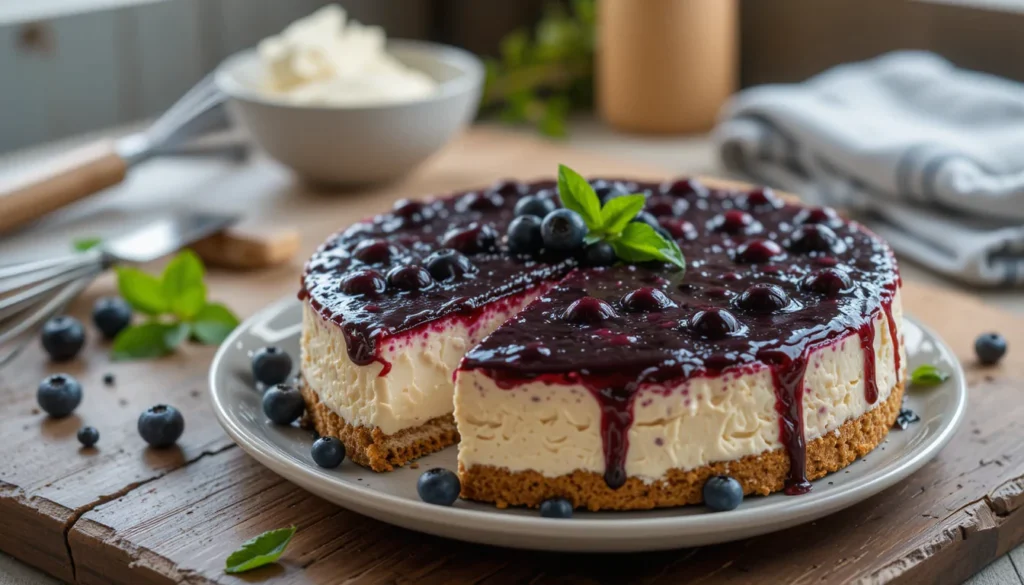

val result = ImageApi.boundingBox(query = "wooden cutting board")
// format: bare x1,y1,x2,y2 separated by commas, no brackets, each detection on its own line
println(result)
1,128,1023,585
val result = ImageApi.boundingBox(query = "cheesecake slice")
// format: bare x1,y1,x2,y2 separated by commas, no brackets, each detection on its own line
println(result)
300,182,571,471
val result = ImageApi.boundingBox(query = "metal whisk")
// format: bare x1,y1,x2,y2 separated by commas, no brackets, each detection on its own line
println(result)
0,72,241,235
0,213,237,367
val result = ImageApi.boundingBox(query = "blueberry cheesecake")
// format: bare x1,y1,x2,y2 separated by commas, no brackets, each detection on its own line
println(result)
300,169,905,511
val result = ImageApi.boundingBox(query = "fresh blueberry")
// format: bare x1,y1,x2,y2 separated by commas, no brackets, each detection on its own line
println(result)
541,209,587,253
103,373,115,386
631,211,661,230
262,383,305,425
539,498,573,518
582,241,617,267
507,215,544,255
37,374,82,418
77,426,99,448
137,404,185,448
513,194,557,218
703,475,743,512
251,346,293,387
312,436,346,468
41,316,85,361
91,297,133,340
425,249,476,281
417,468,461,506
975,333,1007,365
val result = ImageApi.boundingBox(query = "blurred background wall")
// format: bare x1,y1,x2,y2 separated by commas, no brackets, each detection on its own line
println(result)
1,0,1021,153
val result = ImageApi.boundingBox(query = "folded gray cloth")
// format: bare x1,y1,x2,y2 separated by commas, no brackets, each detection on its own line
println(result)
714,51,1024,286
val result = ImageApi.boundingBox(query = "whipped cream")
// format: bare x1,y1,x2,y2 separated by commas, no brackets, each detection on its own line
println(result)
258,5,438,107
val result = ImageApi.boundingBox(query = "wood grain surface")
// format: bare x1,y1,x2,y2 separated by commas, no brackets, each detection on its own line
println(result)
1,129,1022,584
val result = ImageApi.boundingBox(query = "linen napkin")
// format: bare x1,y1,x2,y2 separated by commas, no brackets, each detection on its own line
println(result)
714,51,1024,286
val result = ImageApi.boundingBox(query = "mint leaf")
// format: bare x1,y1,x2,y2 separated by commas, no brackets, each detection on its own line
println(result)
112,323,175,360
73,237,102,252
164,322,191,350
557,164,602,228
911,364,949,386
116,268,168,315
191,302,240,345
162,250,206,320
225,526,296,574
609,222,686,270
599,194,646,235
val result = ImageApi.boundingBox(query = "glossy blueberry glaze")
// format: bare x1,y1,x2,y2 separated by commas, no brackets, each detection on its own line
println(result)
302,178,902,494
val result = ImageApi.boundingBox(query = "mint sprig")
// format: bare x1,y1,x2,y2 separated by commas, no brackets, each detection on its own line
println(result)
910,364,949,386
72,237,102,252
112,250,240,360
556,164,686,270
224,526,296,574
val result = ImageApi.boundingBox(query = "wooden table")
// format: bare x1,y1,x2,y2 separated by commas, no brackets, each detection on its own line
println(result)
3,125,1024,585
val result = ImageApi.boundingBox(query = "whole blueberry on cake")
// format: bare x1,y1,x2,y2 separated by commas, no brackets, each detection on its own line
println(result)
299,166,905,511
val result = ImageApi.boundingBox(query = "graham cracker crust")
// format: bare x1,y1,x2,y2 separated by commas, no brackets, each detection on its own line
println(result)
300,379,459,472
459,381,905,511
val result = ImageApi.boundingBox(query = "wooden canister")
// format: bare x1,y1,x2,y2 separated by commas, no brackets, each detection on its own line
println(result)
597,0,738,134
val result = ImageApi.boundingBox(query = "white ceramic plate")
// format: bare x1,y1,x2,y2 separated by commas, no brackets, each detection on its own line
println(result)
209,297,966,552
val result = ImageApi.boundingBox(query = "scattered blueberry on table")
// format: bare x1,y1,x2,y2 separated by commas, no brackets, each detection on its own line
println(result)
539,498,573,519
703,475,744,512
311,437,346,468
92,296,133,339
251,346,293,387
37,374,82,418
41,316,85,361
103,373,116,386
974,332,1007,365
262,383,305,425
137,405,185,448
77,426,99,448
417,468,460,506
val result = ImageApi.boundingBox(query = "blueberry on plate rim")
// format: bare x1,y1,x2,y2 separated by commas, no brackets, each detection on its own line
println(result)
92,296,133,339
703,475,743,512
37,374,83,418
417,468,460,506
77,426,99,448
138,404,185,448
311,436,346,468
251,346,293,387
974,332,1007,365
539,497,573,518
41,315,86,361
262,383,305,425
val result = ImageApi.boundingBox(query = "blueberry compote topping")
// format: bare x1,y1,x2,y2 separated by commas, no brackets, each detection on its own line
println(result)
304,178,901,495
456,181,901,495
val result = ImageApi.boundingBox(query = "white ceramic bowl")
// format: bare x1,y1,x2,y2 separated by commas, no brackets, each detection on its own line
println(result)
215,40,484,185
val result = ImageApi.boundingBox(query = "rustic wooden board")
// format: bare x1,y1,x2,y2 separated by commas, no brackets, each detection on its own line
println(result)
1,129,1023,584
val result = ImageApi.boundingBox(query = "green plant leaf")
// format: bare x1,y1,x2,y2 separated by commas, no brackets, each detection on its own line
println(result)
164,322,191,350
224,526,296,574
910,364,949,386
599,194,646,235
73,237,102,252
609,222,686,270
191,302,240,345
111,323,179,360
557,164,602,228
116,267,168,316
162,250,207,320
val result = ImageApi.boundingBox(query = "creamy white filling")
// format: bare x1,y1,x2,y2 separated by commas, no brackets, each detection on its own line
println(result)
454,290,905,482
301,289,544,435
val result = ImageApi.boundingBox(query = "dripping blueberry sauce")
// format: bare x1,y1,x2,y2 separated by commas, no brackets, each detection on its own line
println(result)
302,177,903,494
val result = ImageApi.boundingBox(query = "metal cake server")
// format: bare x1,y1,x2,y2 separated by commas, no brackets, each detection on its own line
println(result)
0,212,237,367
